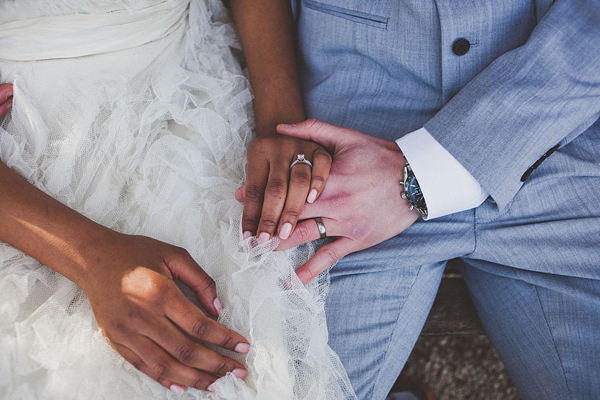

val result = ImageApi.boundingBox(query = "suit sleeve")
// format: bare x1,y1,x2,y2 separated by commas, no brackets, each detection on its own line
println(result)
424,0,600,210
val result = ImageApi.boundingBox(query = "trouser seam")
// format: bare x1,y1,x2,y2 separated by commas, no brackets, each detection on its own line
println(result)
367,264,423,400
533,284,573,399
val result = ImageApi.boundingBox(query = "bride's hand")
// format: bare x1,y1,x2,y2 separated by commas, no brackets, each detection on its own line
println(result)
237,133,331,243
0,84,13,117
82,232,250,394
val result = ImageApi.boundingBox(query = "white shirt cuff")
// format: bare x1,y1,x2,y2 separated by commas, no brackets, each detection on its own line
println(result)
395,127,489,220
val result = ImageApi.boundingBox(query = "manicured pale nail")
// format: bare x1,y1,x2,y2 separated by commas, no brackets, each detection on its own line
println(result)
243,231,252,240
5,90,12,100
235,343,250,354
235,187,243,202
307,189,318,203
6,101,12,110
213,298,223,316
207,383,216,392
232,368,248,379
258,232,270,244
279,223,292,240
169,384,185,396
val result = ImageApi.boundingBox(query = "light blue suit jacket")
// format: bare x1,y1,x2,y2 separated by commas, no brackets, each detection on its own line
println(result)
294,0,600,211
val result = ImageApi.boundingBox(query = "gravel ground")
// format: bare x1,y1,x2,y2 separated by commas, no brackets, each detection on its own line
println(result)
397,335,520,400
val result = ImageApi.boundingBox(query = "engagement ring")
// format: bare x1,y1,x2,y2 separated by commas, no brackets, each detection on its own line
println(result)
290,154,313,169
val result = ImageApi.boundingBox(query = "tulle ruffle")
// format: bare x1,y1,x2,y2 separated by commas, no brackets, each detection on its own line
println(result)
0,1,355,399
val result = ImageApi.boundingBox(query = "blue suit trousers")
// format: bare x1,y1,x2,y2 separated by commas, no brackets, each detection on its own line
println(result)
294,0,600,398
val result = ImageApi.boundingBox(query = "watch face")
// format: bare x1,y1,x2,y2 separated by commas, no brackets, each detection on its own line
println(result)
407,175,425,206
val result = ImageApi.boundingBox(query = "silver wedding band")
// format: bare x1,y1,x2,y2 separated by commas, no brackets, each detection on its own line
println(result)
290,154,313,169
315,217,327,239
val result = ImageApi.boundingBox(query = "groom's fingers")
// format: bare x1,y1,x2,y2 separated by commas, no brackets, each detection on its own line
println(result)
276,119,349,150
275,217,332,250
295,237,357,284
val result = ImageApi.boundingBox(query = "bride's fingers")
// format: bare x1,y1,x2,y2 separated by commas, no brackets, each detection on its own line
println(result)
165,247,222,318
0,84,13,99
277,162,311,240
115,337,219,392
276,217,334,250
112,343,184,394
295,237,357,284
146,314,248,379
0,98,12,118
164,287,250,355
255,160,291,243
241,152,269,239
307,147,331,204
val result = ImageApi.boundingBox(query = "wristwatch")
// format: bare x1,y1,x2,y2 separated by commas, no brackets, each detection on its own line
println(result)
400,162,428,217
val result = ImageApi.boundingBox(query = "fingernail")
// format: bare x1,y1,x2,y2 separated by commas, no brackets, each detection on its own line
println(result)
232,368,248,379
213,298,223,316
207,383,216,392
279,223,292,240
6,101,12,110
169,384,185,396
243,231,252,240
235,343,250,354
258,232,270,244
5,90,12,100
307,189,318,203
235,187,243,202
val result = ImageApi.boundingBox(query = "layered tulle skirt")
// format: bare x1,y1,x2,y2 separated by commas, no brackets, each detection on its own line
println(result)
0,1,355,398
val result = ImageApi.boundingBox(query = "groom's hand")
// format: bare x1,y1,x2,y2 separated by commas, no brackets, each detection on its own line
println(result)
275,119,421,284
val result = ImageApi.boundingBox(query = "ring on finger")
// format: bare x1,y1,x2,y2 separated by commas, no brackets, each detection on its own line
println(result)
315,217,326,239
290,154,313,169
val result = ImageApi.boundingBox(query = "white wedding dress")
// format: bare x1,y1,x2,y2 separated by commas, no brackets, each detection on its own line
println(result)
0,1,356,399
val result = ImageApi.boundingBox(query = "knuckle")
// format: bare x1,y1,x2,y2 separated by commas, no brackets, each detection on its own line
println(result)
152,361,171,378
191,319,211,338
248,137,267,153
260,217,278,229
305,118,319,129
295,224,312,242
242,216,259,229
244,184,264,203
311,175,326,187
191,376,212,391
131,359,145,371
213,360,230,376
292,170,311,186
315,148,332,161
283,209,300,220
220,335,233,350
175,345,197,364
266,179,286,197
323,247,341,265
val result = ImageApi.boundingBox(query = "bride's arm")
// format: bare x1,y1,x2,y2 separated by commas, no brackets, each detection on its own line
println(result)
0,91,249,394
229,0,332,244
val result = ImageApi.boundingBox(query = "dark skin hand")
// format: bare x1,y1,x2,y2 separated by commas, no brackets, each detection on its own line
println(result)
0,83,250,394
229,0,332,244
0,84,12,115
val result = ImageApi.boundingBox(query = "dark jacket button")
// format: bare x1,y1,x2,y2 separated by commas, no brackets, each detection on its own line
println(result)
452,38,471,56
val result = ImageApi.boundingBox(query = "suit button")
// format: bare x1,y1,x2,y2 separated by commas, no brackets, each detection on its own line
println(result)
452,38,471,56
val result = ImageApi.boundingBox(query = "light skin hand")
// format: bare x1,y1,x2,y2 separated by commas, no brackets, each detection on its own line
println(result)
0,84,13,117
266,119,420,284
237,133,331,243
